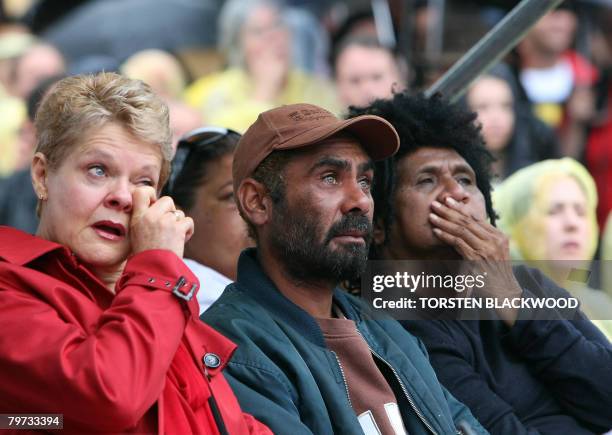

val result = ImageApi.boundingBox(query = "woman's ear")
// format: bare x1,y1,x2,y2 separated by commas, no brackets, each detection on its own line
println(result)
31,152,49,201
236,178,272,229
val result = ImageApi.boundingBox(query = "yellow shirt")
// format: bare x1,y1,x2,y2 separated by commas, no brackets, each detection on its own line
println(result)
565,283,612,341
0,95,26,176
184,68,340,133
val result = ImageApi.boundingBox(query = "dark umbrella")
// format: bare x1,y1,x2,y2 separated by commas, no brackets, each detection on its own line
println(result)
42,0,221,65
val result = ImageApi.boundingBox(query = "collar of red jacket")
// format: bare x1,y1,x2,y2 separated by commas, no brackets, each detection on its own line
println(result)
0,226,67,266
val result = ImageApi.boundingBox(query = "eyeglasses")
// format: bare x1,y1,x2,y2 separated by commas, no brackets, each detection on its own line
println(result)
165,126,241,195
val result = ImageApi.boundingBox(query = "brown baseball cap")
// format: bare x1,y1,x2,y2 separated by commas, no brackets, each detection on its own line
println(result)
232,103,400,192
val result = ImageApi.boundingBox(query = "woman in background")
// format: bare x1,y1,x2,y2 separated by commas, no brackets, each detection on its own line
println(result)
165,126,252,313
184,0,338,132
465,63,558,181
494,157,612,339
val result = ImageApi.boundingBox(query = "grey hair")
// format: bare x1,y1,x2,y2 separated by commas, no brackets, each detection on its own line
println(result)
217,0,286,68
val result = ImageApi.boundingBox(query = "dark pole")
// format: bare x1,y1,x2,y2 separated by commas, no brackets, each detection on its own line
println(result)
372,0,397,48
425,0,565,102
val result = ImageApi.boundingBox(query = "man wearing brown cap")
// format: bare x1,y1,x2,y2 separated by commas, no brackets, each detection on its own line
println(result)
202,103,487,435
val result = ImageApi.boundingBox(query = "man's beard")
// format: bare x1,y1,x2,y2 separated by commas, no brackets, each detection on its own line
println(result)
269,198,372,286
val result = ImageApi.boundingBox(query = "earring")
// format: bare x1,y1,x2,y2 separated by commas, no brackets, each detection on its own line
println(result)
39,192,47,201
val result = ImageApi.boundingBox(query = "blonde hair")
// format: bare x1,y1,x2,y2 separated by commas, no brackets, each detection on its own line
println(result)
494,158,599,262
34,72,173,187
120,49,187,99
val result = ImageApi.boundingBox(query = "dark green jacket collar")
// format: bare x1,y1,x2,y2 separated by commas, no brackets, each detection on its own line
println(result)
235,248,361,348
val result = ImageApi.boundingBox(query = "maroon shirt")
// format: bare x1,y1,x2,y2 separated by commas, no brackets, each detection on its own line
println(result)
317,316,408,435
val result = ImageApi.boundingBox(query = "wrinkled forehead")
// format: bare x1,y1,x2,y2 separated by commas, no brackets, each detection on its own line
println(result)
398,147,473,176
274,138,373,191
65,123,164,173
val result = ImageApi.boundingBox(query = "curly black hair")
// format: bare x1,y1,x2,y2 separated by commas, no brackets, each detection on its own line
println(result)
348,92,497,257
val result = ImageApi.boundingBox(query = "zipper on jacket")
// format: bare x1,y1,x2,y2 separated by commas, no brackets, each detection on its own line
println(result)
356,330,438,435
331,351,353,409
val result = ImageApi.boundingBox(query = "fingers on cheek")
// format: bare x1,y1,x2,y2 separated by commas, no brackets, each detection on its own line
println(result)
172,217,193,237
147,196,174,215
435,227,481,259
431,203,453,219
185,219,195,241
440,200,466,216
429,213,446,227
139,213,157,228
154,213,176,232
440,206,471,226
430,215,457,233
432,206,469,228
143,186,157,202
455,239,477,259
435,228,466,250
433,228,452,242
133,186,156,205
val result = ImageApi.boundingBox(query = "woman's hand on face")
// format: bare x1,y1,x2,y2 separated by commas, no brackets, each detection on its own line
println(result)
429,197,509,261
430,197,523,327
129,186,194,258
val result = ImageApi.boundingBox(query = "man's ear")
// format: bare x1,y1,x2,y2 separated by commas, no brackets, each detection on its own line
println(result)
373,216,386,246
237,178,273,228
31,152,49,200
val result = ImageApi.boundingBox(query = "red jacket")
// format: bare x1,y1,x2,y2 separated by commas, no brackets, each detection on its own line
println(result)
0,226,271,435
586,83,612,232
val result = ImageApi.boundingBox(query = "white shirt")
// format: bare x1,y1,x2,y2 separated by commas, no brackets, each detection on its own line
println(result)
520,59,574,103
183,258,232,315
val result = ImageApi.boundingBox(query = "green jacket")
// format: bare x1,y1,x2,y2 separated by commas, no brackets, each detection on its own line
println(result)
202,249,488,435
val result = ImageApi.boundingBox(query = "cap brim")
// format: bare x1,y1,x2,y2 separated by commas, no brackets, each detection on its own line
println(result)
277,115,399,161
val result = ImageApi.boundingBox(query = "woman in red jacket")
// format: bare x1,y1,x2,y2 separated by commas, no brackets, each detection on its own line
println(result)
0,72,271,435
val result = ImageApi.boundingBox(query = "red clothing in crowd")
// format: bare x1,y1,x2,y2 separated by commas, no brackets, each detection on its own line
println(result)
565,51,599,88
586,83,612,232
0,226,271,435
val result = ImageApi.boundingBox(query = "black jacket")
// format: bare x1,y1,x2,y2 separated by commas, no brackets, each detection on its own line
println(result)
403,267,612,434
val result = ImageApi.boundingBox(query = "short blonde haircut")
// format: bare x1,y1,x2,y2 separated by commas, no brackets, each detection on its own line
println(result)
34,72,173,188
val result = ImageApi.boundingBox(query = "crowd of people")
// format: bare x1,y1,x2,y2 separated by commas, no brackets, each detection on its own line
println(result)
1,0,612,434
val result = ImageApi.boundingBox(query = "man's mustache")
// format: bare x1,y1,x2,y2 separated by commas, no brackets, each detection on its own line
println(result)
325,214,373,245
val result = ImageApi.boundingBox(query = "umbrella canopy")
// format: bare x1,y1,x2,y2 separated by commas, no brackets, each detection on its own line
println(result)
42,0,221,65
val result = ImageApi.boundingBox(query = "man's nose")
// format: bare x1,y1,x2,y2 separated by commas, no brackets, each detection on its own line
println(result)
437,178,470,205
341,180,372,215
